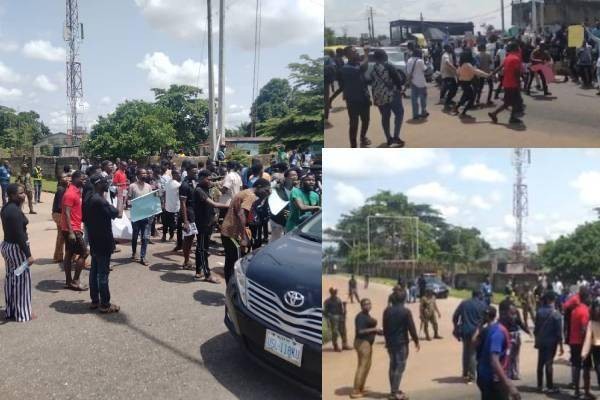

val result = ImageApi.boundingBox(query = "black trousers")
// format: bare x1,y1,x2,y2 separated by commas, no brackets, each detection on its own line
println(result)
346,100,370,148
537,344,557,389
195,227,211,277
176,211,183,249
442,78,458,106
162,211,177,239
222,235,241,284
526,67,548,93
476,77,494,104
457,81,475,114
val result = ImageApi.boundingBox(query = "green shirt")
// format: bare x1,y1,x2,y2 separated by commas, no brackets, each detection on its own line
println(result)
32,167,43,182
285,187,319,232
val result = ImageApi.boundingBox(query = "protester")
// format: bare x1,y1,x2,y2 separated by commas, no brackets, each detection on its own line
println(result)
582,297,600,393
568,287,591,398
340,46,371,148
350,298,382,399
128,168,153,266
1,183,35,322
452,49,490,119
285,173,320,232
406,48,429,120
85,175,122,313
440,44,458,111
192,170,229,283
113,161,128,211
474,44,495,106
370,48,405,147
220,178,271,283
526,43,552,96
481,277,493,305
383,290,420,400
489,41,524,125
0,160,9,205
179,164,198,269
534,290,563,393
163,169,181,246
52,173,69,263
498,297,531,380
269,168,296,241
452,289,487,384
61,170,88,291
16,163,35,214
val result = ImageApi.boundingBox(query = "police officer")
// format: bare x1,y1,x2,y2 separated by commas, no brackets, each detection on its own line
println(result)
518,282,536,328
324,287,352,351
420,288,442,340
349,274,360,304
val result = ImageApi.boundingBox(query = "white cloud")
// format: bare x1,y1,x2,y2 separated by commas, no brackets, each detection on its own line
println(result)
437,162,456,175
459,163,506,182
22,40,66,62
33,74,58,92
325,148,440,179
470,195,492,210
433,204,459,218
100,96,112,105
406,181,460,203
571,171,600,206
48,110,68,131
334,182,365,210
483,226,512,248
504,214,516,228
0,86,22,100
0,62,20,83
134,0,322,50
0,39,18,52
226,104,250,128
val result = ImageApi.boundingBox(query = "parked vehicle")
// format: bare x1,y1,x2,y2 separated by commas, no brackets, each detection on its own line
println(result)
423,273,450,298
224,212,322,396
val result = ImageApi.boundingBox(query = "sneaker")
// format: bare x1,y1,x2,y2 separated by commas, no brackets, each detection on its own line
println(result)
393,138,406,148
488,112,498,124
360,138,372,146
509,117,523,124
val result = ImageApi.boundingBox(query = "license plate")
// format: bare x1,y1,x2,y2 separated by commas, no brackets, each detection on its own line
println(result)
264,329,303,367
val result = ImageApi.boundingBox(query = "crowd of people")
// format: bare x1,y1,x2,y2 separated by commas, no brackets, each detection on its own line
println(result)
1,147,322,322
325,272,600,400
325,23,600,148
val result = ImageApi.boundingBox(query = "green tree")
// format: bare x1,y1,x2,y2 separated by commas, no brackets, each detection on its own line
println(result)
325,27,336,46
151,85,209,154
83,100,177,160
540,221,600,281
250,78,292,123
0,107,49,153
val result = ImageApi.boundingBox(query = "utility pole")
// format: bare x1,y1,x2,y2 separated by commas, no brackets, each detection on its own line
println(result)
64,0,83,145
217,0,225,158
207,0,216,160
369,7,375,44
501,0,505,33
531,0,537,34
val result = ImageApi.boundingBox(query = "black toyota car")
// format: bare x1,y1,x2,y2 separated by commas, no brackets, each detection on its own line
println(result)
224,212,322,396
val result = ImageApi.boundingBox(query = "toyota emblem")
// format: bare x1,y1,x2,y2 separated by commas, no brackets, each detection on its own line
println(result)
283,291,305,308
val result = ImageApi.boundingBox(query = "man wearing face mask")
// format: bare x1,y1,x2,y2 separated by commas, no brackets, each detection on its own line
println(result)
179,164,198,269
128,168,153,266
269,168,298,241
285,173,321,232
85,175,122,313
220,178,271,283
192,170,229,283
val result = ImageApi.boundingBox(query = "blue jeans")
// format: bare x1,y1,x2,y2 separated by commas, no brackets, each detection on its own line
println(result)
410,84,427,119
34,180,42,203
132,218,150,260
378,92,404,142
89,252,111,307
462,335,477,379
388,344,409,394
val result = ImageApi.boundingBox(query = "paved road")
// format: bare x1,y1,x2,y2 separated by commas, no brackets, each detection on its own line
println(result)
0,192,310,400
322,275,582,400
325,80,600,148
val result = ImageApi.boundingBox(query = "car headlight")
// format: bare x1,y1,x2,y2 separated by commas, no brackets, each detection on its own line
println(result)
234,256,250,307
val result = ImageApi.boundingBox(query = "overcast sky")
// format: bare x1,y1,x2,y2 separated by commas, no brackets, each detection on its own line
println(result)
323,149,600,251
0,0,323,133
326,0,509,38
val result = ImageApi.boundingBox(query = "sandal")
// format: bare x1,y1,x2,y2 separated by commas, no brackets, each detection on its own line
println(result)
67,283,89,292
99,304,120,314
89,303,99,310
194,274,204,281
204,276,221,284
140,259,149,266
182,264,194,270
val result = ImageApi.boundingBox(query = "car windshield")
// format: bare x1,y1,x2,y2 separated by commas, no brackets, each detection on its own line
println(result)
387,52,404,62
298,213,322,243
425,276,443,285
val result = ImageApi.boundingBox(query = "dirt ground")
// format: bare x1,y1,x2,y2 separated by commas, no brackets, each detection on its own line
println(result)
322,275,581,400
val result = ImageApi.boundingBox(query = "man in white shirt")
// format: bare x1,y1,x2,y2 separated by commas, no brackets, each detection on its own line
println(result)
163,169,181,244
219,161,242,220
439,44,458,110
406,48,428,120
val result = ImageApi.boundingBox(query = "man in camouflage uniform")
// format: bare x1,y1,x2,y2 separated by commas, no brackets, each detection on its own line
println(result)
518,282,536,328
324,287,352,351
420,288,442,340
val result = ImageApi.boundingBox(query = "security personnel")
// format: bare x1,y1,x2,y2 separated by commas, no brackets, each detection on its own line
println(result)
349,274,360,303
324,287,352,351
420,288,442,340
518,282,536,328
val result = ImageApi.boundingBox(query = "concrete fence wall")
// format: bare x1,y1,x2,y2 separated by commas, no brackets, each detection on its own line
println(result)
5,156,80,180
454,272,539,292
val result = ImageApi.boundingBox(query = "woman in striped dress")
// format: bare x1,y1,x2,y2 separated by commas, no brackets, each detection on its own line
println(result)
1,183,35,322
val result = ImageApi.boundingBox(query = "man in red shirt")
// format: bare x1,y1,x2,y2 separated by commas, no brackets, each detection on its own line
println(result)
61,170,89,291
568,288,591,398
113,161,128,211
488,41,523,125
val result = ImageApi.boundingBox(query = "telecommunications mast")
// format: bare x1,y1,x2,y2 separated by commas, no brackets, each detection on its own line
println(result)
64,0,84,143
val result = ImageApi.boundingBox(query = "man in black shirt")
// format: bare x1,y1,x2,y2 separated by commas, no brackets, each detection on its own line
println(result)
383,290,420,400
324,287,352,352
349,274,360,303
192,170,228,283
341,46,372,148
179,165,198,269
85,175,122,313
52,174,69,263
351,298,382,398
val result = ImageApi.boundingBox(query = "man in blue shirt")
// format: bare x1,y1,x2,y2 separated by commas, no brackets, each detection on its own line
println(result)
534,290,563,393
481,277,493,305
476,306,521,400
0,160,10,205
453,289,487,383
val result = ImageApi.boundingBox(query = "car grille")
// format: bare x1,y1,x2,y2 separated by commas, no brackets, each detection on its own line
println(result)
246,278,322,345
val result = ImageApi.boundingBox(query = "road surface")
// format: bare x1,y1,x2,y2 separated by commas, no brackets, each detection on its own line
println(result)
322,275,580,400
325,80,600,148
0,192,310,400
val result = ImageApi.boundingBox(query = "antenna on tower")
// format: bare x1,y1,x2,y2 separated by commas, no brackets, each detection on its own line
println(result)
512,148,531,263
65,0,84,144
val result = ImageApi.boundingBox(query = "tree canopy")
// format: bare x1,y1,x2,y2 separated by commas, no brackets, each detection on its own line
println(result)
0,106,50,153
540,221,600,281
